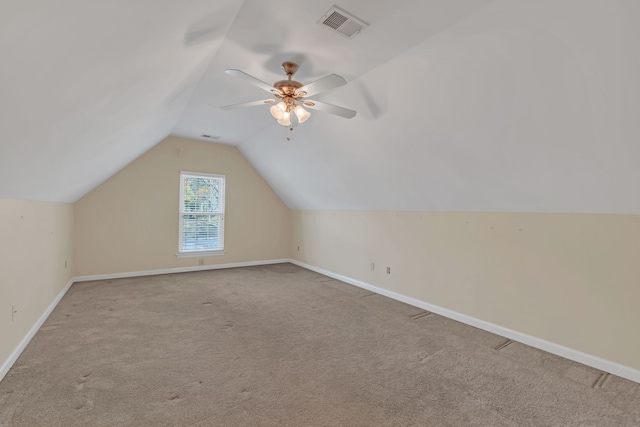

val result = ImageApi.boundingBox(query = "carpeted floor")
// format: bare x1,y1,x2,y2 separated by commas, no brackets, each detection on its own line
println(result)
1,263,639,426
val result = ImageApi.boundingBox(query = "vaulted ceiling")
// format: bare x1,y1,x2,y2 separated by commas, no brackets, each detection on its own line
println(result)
1,0,639,213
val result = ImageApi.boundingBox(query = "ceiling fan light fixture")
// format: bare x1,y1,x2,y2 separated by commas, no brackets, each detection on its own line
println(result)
294,105,310,123
277,115,291,126
270,104,284,120
277,110,291,126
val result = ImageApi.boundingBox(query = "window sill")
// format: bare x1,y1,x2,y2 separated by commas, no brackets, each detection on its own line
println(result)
176,250,225,258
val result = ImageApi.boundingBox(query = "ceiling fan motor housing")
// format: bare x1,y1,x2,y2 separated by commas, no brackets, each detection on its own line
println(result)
274,79,303,95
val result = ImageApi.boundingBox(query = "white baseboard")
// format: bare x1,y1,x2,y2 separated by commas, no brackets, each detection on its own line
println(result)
5,259,639,386
73,259,290,282
288,259,640,384
0,278,74,383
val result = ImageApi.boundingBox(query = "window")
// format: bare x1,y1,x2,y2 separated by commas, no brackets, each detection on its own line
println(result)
178,172,225,256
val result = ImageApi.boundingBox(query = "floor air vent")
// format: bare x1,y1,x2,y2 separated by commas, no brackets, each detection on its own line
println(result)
318,6,368,39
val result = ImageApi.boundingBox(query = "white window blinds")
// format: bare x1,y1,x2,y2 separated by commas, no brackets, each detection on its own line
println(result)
179,172,225,255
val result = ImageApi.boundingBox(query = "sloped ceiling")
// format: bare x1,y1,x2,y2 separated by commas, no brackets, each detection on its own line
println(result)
0,0,243,202
1,0,639,213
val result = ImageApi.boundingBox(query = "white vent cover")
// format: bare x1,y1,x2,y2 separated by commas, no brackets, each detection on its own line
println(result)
317,6,368,39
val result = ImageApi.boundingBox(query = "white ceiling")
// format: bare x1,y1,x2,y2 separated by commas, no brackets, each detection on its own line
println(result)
1,0,639,213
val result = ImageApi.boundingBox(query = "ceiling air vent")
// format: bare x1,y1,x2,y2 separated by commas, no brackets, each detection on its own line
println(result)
317,6,368,39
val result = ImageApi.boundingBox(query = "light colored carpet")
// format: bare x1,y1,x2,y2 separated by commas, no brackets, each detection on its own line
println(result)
1,263,639,426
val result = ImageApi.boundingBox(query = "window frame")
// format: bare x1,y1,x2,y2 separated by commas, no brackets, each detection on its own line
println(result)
177,171,226,258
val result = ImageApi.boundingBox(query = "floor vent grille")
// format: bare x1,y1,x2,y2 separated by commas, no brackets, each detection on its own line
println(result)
495,340,514,351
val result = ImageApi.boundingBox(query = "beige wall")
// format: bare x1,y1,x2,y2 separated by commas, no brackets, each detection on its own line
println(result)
7,137,639,376
74,136,290,276
0,198,74,367
291,210,640,370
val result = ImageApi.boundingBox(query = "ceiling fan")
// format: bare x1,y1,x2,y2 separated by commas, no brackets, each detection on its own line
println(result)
221,62,356,127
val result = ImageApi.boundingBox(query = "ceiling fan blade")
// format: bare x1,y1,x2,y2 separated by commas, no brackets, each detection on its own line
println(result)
303,100,356,119
221,99,275,110
225,69,279,94
297,74,347,97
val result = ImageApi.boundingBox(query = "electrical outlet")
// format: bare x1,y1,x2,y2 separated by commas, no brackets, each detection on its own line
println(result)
199,259,204,266
371,262,375,271
65,260,67,268
11,304,17,322
386,267,391,274
297,245,300,251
